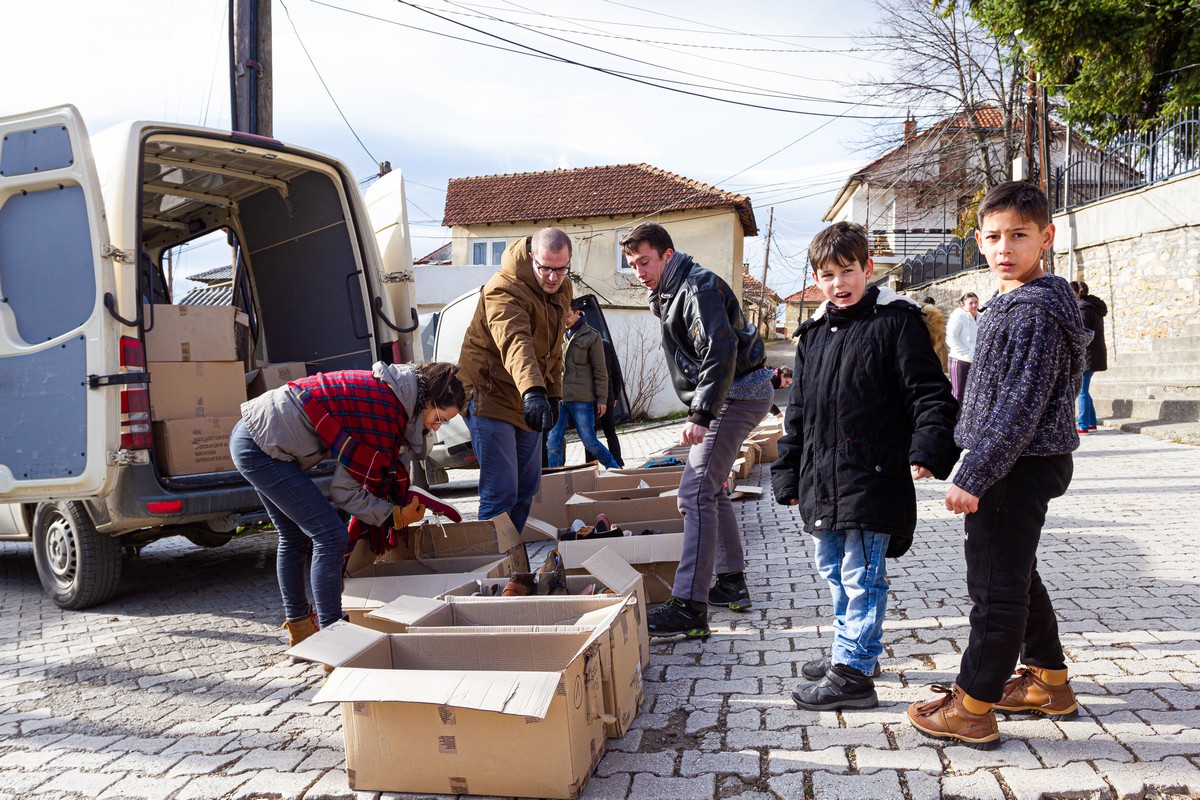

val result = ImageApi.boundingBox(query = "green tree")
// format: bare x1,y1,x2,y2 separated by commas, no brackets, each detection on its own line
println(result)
944,0,1200,143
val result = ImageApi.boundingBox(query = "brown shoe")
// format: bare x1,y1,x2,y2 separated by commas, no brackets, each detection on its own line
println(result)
907,685,1000,750
994,667,1079,718
282,612,319,648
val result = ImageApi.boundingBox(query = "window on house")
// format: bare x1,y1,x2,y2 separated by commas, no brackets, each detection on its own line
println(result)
471,239,507,266
616,228,632,272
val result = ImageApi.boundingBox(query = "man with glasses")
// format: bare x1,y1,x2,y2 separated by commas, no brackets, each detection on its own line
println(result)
459,227,573,534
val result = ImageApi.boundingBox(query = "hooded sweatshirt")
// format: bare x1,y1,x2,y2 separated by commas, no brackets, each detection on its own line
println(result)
953,275,1090,497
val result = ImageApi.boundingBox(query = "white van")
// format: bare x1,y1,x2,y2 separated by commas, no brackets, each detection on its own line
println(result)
0,105,419,609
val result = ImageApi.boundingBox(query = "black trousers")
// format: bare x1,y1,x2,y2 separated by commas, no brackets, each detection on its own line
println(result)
956,454,1073,702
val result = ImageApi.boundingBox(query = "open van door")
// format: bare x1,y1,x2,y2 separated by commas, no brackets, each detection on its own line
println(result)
0,105,120,501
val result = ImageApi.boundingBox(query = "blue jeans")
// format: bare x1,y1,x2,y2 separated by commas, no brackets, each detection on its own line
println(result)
229,420,347,628
1077,370,1097,430
811,529,891,675
547,401,619,468
467,402,542,534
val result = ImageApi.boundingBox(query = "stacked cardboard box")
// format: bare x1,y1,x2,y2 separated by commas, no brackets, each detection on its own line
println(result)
145,305,249,476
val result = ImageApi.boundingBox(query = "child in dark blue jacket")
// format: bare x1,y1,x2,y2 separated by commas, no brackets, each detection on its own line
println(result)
772,221,959,711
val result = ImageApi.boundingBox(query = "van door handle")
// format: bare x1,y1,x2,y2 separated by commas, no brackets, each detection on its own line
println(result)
345,272,370,340
373,298,418,333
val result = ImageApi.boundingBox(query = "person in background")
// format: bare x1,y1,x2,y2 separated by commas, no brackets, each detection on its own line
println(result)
622,222,772,637
920,296,949,372
769,365,793,417
230,361,465,649
1071,280,1108,433
459,228,572,535
586,328,626,468
548,305,620,468
946,292,980,407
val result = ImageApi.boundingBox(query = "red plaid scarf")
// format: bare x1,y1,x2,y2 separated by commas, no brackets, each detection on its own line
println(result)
290,370,411,503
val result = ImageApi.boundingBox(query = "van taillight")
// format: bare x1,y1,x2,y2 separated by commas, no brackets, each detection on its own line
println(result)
119,336,152,450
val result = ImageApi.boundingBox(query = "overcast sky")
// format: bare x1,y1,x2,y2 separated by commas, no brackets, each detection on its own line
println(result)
2,0,907,300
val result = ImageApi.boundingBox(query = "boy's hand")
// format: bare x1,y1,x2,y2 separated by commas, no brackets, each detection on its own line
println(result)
945,485,979,515
680,421,708,445
911,465,934,480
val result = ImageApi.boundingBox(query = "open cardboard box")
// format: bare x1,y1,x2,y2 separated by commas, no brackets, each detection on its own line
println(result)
368,592,644,740
288,621,614,798
441,546,650,673
382,512,530,573
341,555,511,631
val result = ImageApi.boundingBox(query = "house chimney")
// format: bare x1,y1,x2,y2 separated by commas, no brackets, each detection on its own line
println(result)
903,113,917,143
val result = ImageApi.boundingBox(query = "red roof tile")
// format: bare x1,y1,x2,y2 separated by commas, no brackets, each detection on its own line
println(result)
783,285,825,304
443,163,758,236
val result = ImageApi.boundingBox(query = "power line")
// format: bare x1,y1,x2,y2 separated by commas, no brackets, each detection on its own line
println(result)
280,0,379,164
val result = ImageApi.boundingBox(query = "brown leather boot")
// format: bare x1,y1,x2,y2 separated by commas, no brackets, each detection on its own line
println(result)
907,685,1000,750
994,667,1079,718
282,612,319,648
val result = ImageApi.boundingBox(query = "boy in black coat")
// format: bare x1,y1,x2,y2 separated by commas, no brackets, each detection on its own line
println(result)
772,221,959,711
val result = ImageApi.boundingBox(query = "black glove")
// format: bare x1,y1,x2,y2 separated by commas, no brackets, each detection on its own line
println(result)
548,397,561,428
522,388,553,432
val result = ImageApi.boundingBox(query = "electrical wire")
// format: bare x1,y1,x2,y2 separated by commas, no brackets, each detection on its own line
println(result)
280,0,379,164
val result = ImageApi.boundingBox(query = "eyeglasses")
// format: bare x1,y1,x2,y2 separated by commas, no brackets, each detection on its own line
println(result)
533,257,571,277
432,408,449,428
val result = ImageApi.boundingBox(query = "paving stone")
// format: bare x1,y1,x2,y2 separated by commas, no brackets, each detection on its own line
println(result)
96,773,190,800
628,773,714,800
998,762,1110,800
594,751,675,777
766,747,850,774
855,745,942,774
230,769,323,799
580,772,631,800
811,770,904,800
1029,735,1133,766
172,773,254,800
1094,755,1200,800
940,770,1007,800
680,749,760,777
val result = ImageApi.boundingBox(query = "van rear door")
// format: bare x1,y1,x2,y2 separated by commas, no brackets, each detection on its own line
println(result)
0,105,119,500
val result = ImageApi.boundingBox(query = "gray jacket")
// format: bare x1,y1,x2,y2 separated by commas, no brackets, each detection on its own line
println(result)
239,362,424,526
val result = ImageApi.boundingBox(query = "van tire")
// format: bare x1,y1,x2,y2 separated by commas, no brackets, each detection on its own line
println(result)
32,502,122,610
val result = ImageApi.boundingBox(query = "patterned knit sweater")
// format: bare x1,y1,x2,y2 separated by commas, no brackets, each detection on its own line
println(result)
953,275,1089,497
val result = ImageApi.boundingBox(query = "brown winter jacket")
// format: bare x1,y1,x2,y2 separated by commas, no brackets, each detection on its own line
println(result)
561,322,609,404
459,237,572,430
921,303,949,372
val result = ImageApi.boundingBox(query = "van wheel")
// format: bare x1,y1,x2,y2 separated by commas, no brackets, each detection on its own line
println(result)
32,502,122,610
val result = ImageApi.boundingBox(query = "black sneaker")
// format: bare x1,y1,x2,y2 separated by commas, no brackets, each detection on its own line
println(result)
792,663,878,710
647,597,711,639
801,657,882,681
708,572,753,611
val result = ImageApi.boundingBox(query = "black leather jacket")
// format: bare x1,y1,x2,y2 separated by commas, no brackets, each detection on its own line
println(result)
654,253,765,425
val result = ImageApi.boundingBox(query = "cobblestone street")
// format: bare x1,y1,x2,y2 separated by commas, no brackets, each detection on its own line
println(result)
2,425,1199,800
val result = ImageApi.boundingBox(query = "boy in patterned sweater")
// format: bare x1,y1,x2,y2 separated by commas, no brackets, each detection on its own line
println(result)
908,181,1090,749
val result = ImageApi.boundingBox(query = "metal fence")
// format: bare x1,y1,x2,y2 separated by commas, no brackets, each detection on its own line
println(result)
897,234,986,290
1053,107,1200,210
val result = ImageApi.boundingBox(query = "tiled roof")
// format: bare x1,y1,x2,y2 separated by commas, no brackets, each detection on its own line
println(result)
742,269,781,303
187,264,233,285
414,242,452,265
443,163,758,236
783,285,825,304
180,285,234,306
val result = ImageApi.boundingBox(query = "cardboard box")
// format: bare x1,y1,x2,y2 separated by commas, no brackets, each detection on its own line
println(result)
560,487,682,535
594,468,684,492
528,465,601,530
153,416,240,475
290,623,611,798
368,593,644,739
443,546,651,674
555,523,685,604
246,361,308,398
143,304,249,362
342,555,512,631
148,360,247,420
383,513,530,573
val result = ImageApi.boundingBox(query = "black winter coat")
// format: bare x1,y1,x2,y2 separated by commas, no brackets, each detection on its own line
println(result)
1078,295,1108,372
770,287,960,557
654,253,766,426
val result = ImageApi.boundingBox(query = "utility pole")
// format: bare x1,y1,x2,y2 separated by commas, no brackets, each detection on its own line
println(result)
1038,82,1054,272
231,0,273,136
758,207,775,340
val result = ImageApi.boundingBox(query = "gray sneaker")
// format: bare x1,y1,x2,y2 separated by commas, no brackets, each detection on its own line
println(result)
801,657,882,682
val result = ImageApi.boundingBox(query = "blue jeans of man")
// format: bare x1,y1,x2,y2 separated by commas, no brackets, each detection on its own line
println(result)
811,529,891,675
229,420,347,628
547,401,619,468
1077,370,1097,429
467,401,543,534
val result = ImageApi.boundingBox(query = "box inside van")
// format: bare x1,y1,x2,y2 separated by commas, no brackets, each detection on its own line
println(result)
0,105,418,609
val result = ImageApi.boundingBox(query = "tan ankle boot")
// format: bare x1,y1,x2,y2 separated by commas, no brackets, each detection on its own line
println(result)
282,612,319,648
994,667,1078,717
907,685,1000,750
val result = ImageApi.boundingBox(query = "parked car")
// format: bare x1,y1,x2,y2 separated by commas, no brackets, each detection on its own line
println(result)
0,105,419,609
411,288,629,488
